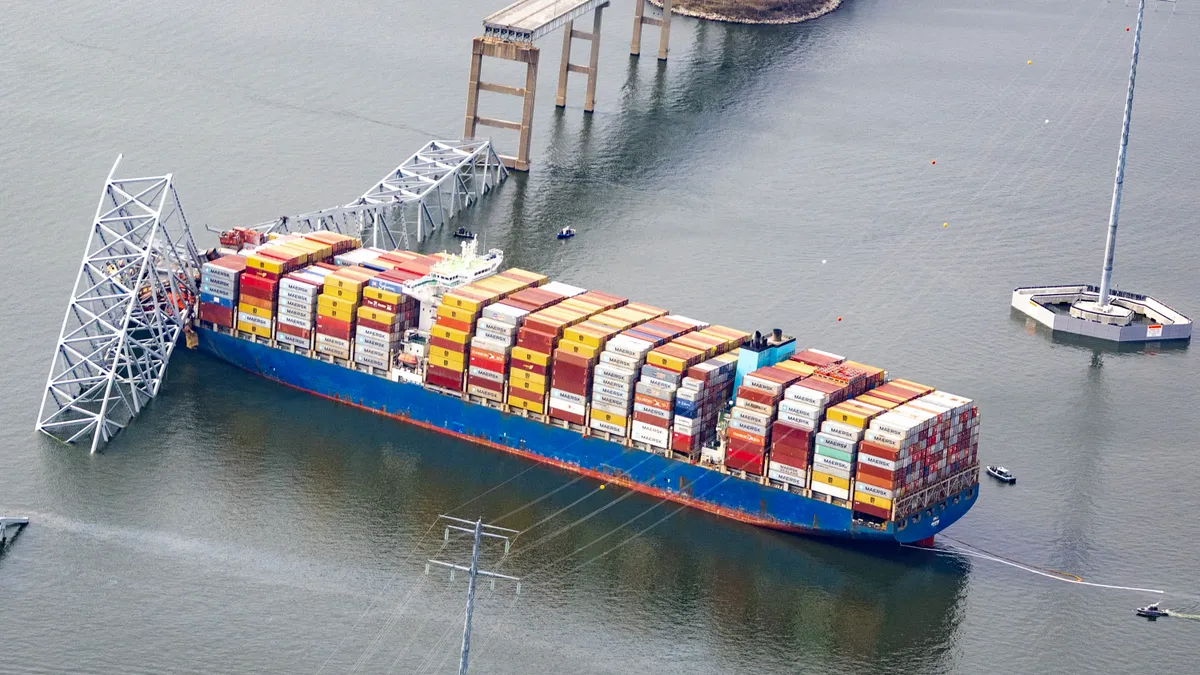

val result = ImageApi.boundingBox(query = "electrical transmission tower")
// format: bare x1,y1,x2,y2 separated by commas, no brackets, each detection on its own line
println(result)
426,515,520,675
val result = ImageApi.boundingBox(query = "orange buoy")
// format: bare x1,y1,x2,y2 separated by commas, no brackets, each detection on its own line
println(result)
837,317,843,322
931,160,936,165
1126,27,1130,31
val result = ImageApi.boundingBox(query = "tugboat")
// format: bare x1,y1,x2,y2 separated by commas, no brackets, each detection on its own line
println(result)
986,465,1016,484
556,227,575,240
1136,603,1169,619
453,227,476,240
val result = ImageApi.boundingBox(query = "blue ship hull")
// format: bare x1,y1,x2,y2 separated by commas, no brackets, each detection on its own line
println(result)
195,328,977,544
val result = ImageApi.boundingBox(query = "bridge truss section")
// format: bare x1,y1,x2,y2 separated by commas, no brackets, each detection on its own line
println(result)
253,140,508,249
36,156,202,453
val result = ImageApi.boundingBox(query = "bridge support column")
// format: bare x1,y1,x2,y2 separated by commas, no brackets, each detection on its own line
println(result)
555,4,606,112
463,37,540,172
631,0,671,60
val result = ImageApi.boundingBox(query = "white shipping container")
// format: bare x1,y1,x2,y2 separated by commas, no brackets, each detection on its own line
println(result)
813,454,853,474
596,376,634,393
855,482,895,500
468,366,505,384
276,332,312,350
784,384,830,408
591,400,630,417
742,374,784,395
550,388,586,405
482,303,528,325
811,481,850,501
814,432,855,453
821,420,864,442
276,313,312,330
633,402,671,420
541,281,586,297
478,329,514,344
593,392,631,408
548,398,586,416
858,453,902,472
316,334,350,349
777,410,816,430
358,325,401,343
779,399,821,419
735,398,775,416
728,418,768,437
595,364,636,381
768,464,807,488
470,336,511,355
605,336,654,358
477,318,516,336
732,407,772,428
355,338,391,357
641,375,678,391
355,354,389,370
863,429,903,450
468,384,505,402
673,418,698,433
599,351,641,371
589,418,627,436
237,311,271,329
631,421,670,448
596,384,631,400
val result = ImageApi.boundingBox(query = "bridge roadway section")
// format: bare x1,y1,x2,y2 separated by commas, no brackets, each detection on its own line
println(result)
466,0,674,170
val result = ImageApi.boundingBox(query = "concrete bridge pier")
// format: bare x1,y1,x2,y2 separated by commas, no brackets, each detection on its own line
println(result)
555,3,607,112
463,38,541,172
630,0,672,60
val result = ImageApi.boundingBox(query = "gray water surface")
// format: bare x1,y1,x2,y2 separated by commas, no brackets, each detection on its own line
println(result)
2,1,1199,673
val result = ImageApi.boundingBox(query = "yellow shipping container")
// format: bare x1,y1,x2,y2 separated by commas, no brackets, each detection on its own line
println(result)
317,306,355,323
237,321,273,338
246,254,286,275
237,302,274,318
825,402,883,429
590,410,627,427
357,306,397,325
430,346,466,364
318,294,358,314
557,339,599,359
437,303,479,323
510,368,547,384
432,357,465,372
324,274,368,293
510,376,547,395
562,322,614,348
511,347,551,366
431,325,471,344
854,491,893,511
363,286,402,304
856,394,898,410
507,396,545,414
811,471,850,491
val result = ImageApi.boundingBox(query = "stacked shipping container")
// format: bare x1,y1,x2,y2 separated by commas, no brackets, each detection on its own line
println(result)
676,352,739,458
199,256,245,328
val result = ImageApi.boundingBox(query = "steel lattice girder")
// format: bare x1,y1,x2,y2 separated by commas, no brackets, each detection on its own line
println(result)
36,156,201,453
276,139,508,248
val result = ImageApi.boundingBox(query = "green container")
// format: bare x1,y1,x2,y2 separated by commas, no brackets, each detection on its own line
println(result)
815,444,853,463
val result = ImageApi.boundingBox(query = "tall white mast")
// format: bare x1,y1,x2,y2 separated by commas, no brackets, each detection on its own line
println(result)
1097,0,1146,308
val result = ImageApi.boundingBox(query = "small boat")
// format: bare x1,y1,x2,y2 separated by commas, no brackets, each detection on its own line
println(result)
1136,603,1169,619
986,466,1015,484
556,227,575,240
453,227,476,240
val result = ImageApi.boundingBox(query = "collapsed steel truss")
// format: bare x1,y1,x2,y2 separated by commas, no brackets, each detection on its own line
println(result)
36,157,201,453
249,139,508,247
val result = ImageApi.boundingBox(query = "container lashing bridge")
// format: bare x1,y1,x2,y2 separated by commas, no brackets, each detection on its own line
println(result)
37,141,507,453
466,0,675,171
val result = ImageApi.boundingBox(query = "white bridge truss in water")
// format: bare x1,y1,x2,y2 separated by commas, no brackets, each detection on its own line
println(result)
244,139,508,248
36,156,202,453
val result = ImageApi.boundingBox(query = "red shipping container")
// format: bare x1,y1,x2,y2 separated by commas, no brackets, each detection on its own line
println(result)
770,452,808,470
672,432,698,452
436,316,474,333
469,354,507,373
198,303,234,327
736,386,780,406
358,317,399,333
633,393,671,411
853,501,891,520
240,274,280,293
427,373,463,391
727,436,766,455
633,411,671,429
510,360,548,376
728,429,766,448
859,439,899,461
276,322,312,339
508,386,544,405
239,285,278,302
552,361,591,379
550,377,589,397
516,329,555,353
362,297,398,312
467,375,503,393
317,313,353,332
553,350,594,369
855,471,899,491
429,335,462,352
726,450,765,475
549,409,586,426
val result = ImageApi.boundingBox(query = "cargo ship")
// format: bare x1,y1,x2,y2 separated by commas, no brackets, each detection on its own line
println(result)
193,228,980,545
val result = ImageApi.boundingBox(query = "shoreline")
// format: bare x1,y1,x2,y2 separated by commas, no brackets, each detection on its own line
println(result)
647,0,842,25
